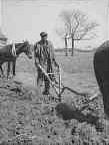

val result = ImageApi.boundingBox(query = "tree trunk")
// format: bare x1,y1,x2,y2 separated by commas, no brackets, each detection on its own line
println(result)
65,37,68,56
71,37,74,56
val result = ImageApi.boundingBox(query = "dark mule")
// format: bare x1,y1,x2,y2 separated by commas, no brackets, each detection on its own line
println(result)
0,40,32,78
93,40,109,118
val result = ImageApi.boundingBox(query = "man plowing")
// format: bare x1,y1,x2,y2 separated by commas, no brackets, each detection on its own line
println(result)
34,32,59,95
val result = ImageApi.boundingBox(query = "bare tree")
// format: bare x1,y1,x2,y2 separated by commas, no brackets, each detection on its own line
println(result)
57,9,99,56
55,26,69,56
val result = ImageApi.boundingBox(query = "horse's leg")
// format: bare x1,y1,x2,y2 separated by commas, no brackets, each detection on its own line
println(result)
12,59,16,77
0,63,2,77
7,62,10,79
0,64,5,78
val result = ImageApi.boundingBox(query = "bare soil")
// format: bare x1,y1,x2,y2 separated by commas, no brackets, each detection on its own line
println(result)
0,51,109,144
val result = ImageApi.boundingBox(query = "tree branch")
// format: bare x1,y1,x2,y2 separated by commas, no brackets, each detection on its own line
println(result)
56,9,99,43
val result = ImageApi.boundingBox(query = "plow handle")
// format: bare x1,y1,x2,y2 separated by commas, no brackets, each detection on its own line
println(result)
37,64,60,97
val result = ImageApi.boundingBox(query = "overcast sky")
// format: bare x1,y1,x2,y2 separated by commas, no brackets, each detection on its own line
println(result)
1,0,109,48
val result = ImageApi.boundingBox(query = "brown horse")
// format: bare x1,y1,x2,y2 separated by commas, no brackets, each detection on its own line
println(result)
0,40,32,78
93,40,109,118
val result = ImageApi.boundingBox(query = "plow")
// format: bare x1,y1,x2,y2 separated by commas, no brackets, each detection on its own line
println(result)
37,64,99,109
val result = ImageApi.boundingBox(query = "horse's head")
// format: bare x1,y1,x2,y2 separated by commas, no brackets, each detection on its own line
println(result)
23,40,32,59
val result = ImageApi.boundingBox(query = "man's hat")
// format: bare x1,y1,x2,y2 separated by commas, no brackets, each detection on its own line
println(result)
40,32,48,37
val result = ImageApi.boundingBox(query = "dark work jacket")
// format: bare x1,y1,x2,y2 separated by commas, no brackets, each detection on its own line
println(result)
34,40,56,72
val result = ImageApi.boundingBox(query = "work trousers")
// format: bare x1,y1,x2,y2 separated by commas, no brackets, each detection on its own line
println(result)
37,64,55,93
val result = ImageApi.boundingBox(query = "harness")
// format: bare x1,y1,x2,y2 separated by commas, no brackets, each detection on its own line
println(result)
12,42,17,57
